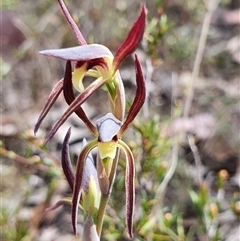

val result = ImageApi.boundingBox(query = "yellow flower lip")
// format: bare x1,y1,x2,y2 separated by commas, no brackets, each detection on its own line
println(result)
98,140,118,160
72,55,114,92
72,65,87,92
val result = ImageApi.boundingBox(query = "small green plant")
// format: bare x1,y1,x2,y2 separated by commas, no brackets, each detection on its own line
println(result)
1,207,29,241
145,0,173,61
0,132,62,241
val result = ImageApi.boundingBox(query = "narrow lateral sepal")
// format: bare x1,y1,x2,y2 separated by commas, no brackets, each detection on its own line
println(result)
45,76,105,142
119,55,146,135
113,6,146,72
34,79,63,134
61,127,75,191
57,0,87,45
118,140,135,239
71,139,98,235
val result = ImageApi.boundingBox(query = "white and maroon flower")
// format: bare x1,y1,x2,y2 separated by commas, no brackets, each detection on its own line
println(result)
35,0,146,239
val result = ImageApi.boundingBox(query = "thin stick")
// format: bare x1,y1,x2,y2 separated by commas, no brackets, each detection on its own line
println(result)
187,134,203,185
140,74,180,237
183,0,220,118
153,137,179,214
142,58,153,118
0,146,49,172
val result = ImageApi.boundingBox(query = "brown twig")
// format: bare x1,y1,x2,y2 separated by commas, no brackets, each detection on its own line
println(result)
0,145,49,172
183,0,220,118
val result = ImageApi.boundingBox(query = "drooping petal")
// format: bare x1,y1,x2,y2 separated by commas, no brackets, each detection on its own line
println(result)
34,79,63,134
118,140,135,239
61,127,74,191
58,0,87,45
63,61,97,135
45,76,105,142
39,44,113,62
119,55,146,136
112,6,146,73
72,139,98,235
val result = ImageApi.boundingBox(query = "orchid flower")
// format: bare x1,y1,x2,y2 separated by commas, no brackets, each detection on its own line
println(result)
44,55,145,239
48,54,145,238
35,0,146,139
35,0,146,239
65,55,145,238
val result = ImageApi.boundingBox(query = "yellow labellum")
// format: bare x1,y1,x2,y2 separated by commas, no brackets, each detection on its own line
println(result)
72,65,87,92
98,140,118,159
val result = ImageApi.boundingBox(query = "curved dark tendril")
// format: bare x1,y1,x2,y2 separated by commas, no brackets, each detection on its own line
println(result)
61,127,75,191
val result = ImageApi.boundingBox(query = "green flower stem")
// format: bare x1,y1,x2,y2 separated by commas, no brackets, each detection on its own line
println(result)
96,148,120,236
96,193,110,236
